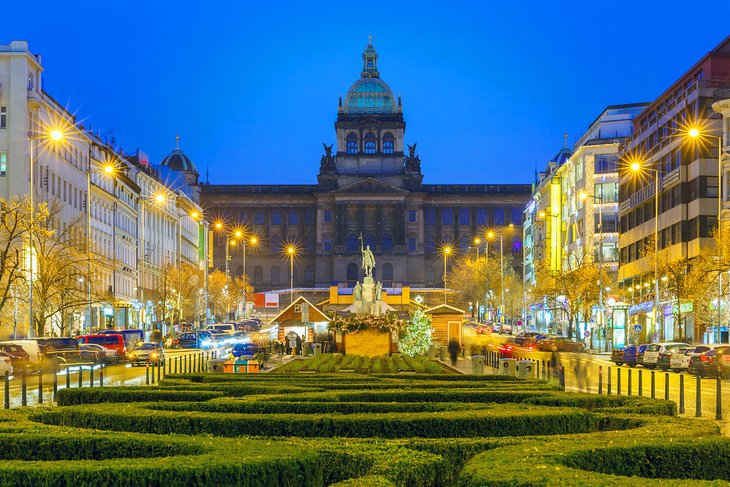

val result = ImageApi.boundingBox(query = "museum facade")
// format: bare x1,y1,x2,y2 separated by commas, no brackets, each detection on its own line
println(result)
201,42,530,298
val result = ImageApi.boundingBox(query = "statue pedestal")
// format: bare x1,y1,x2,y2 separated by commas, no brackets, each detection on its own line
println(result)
362,277,375,304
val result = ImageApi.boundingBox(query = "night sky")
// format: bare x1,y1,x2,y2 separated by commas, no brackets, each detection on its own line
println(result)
5,1,729,185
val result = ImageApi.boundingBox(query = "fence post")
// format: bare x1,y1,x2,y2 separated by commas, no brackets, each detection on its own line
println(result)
598,366,603,394
559,365,565,390
145,363,150,385
679,374,685,414
78,367,83,388
695,375,702,418
66,367,70,389
174,356,178,374
21,370,27,406
37,370,43,405
157,360,161,383
4,371,9,409
607,366,612,395
627,369,632,396
89,366,94,388
617,368,621,396
716,376,723,421
638,370,643,397
53,365,58,402
650,370,655,399
100,365,104,387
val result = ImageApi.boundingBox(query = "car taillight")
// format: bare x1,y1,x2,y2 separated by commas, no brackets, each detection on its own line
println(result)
700,355,715,363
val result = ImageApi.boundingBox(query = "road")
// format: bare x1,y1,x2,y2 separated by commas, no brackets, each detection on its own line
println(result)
2,348,219,408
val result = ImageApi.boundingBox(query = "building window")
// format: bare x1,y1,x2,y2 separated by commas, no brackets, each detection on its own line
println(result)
305,208,315,225
442,209,453,225
0,107,6,128
425,237,436,254
511,208,522,225
382,263,393,286
254,211,265,225
270,266,280,284
323,210,332,222
306,237,315,253
383,133,394,154
271,210,281,225
382,233,394,252
364,133,376,154
425,208,435,225
270,235,281,253
27,73,34,90
459,235,470,253
408,237,417,252
323,239,332,252
365,232,376,249
304,266,314,282
494,208,505,225
459,208,470,225
289,209,299,225
346,263,358,285
254,266,263,284
408,210,416,222
476,208,487,225
346,133,358,154
426,266,435,283
0,152,6,177
346,233,358,252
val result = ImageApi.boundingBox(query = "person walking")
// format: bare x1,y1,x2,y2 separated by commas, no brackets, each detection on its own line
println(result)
447,338,460,366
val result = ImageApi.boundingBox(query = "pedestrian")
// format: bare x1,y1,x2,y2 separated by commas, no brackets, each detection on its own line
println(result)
295,335,302,356
447,338,460,366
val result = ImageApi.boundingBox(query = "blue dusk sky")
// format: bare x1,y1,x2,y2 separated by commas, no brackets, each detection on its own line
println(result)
4,1,730,185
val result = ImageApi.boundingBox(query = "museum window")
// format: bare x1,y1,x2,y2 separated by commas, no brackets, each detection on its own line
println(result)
272,210,281,225
408,237,417,252
382,263,393,286
425,208,435,225
459,234,470,253
424,237,436,254
289,209,299,225
364,133,376,154
270,266,280,284
323,210,332,222
346,263,358,286
346,133,358,154
365,232,376,249
383,133,394,154
254,211,265,225
494,208,505,225
305,208,315,225
270,235,282,253
476,208,487,225
408,210,416,222
254,266,263,284
304,266,314,283
346,233,358,252
306,237,315,253
442,208,453,225
459,208,470,225
323,239,332,252
510,208,522,225
382,233,394,252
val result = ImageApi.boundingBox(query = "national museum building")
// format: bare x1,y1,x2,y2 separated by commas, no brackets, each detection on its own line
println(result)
201,42,530,300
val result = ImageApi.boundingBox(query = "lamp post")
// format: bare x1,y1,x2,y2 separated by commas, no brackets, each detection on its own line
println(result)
287,245,296,305
487,231,504,322
138,192,168,334
471,237,482,320
580,191,606,350
689,128,724,344
441,244,453,304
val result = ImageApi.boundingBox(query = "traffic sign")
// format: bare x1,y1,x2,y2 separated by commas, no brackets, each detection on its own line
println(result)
584,330,590,338
633,324,642,333
516,320,523,326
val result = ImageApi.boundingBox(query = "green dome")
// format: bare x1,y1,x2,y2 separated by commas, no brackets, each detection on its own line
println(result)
344,78,396,114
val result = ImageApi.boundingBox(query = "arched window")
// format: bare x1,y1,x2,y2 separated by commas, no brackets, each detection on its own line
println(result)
254,266,263,284
270,266,280,284
382,133,394,154
364,133,376,154
346,233,358,252
346,133,358,154
270,235,281,253
364,232,376,250
346,263,358,286
304,266,314,283
381,233,394,252
382,263,393,287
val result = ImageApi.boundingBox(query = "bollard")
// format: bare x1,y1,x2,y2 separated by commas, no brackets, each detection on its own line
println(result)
89,366,94,388
66,367,70,389
21,370,27,406
716,377,723,421
679,374,685,414
695,375,702,417
184,355,188,373
4,371,9,409
157,360,161,383
100,365,104,387
607,366,612,395
638,370,643,397
664,373,669,401
78,367,83,388
167,357,171,376
200,353,203,372
146,363,150,385
174,356,178,374
627,369,632,396
559,365,565,390
617,368,621,396
651,370,655,399
598,366,603,394
53,365,58,401
37,370,43,405
536,360,540,380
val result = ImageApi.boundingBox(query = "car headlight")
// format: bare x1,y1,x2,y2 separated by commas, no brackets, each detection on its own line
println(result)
201,340,212,347
151,353,158,359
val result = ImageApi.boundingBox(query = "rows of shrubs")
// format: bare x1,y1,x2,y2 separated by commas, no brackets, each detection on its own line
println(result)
274,354,446,374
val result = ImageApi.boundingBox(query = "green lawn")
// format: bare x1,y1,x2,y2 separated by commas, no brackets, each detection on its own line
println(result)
0,371,725,486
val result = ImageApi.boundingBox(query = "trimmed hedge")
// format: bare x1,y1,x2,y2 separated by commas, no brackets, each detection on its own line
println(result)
56,387,224,405
273,354,449,375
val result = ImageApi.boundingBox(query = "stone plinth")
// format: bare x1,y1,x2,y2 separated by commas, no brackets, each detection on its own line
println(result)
344,329,391,357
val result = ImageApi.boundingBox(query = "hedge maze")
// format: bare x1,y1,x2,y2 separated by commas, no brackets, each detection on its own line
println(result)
0,369,728,485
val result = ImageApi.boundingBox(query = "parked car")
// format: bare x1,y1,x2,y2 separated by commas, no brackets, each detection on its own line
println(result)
537,337,586,353
127,342,165,366
177,331,214,349
612,345,640,366
634,344,649,366
229,342,259,359
0,343,32,370
76,334,127,360
79,343,119,364
97,329,144,351
33,337,82,367
236,320,262,332
514,332,548,346
641,342,691,369
0,340,41,366
688,345,730,378
203,323,236,334
0,354,12,377
669,346,699,372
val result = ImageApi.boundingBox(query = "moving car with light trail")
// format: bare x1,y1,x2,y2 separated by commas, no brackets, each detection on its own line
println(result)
127,342,165,366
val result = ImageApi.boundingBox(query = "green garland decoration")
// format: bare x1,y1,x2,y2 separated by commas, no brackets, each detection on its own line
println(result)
329,313,406,334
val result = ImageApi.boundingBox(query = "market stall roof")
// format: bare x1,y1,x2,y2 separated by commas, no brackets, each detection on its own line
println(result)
267,296,330,326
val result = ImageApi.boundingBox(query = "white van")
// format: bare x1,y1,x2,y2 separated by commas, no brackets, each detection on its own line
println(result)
0,340,42,365
203,323,236,334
